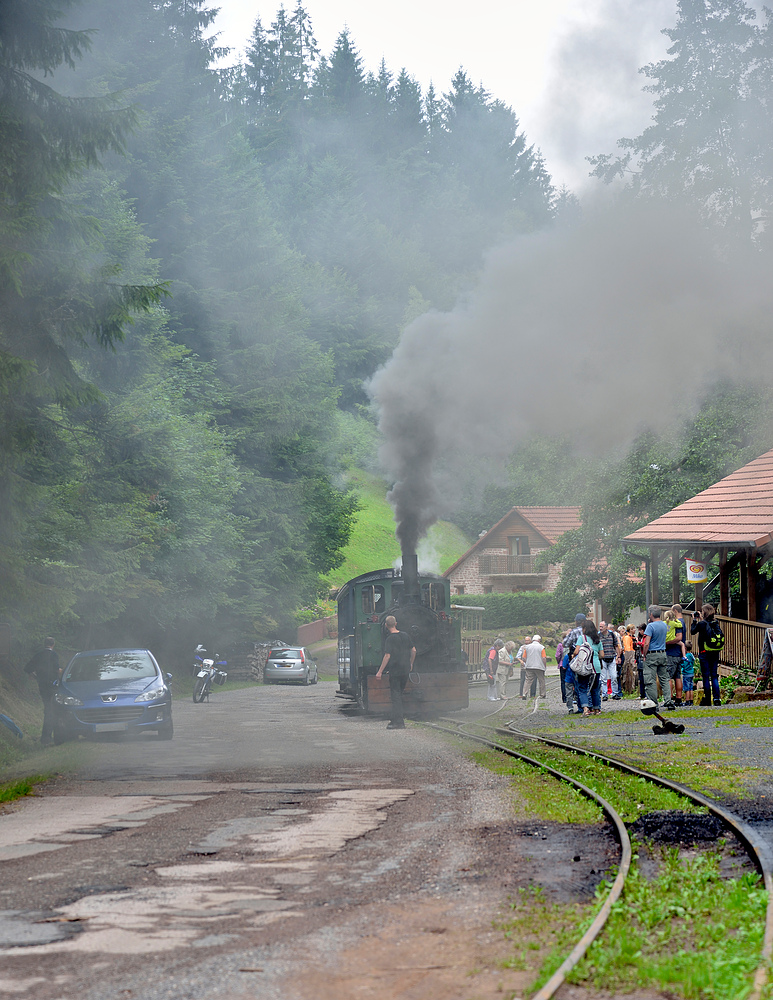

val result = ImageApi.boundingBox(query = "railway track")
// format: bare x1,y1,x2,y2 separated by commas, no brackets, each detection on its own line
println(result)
428,697,773,1000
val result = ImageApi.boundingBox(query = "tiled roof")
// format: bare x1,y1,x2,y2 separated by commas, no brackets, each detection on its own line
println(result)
443,506,581,577
519,507,582,544
623,448,773,549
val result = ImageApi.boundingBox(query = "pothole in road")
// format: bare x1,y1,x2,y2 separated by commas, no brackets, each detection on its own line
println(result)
5,787,415,957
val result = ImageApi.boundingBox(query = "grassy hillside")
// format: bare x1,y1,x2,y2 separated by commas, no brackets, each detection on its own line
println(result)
326,470,472,588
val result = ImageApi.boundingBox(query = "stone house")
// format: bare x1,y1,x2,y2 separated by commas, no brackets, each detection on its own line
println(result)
444,507,582,596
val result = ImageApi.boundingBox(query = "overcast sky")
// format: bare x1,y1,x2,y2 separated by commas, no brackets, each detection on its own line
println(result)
211,0,679,190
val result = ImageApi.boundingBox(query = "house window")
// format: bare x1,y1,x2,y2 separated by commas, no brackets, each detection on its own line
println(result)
483,586,493,594
455,585,465,595
509,535,530,555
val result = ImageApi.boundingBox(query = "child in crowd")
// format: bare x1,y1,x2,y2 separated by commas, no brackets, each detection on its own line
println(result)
681,641,696,706
664,610,687,659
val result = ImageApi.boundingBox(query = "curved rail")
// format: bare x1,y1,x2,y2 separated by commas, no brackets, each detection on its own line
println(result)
499,718,773,999
425,722,632,999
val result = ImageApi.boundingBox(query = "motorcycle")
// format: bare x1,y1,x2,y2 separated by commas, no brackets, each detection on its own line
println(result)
192,645,228,703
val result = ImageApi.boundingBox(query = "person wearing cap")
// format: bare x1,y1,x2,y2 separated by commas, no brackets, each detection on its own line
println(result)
565,614,586,657
641,605,674,711
521,634,547,699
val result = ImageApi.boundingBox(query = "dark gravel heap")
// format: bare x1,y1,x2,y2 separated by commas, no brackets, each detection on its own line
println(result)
631,809,724,844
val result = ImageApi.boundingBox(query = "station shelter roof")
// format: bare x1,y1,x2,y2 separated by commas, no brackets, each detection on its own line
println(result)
623,448,773,551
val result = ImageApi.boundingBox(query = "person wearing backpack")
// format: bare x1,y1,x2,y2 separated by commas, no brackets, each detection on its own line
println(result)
573,620,603,716
690,604,724,706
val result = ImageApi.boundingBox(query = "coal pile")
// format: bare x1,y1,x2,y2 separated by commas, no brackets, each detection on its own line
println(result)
631,810,724,844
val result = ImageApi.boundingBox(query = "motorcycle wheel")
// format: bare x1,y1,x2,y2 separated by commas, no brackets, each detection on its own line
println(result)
193,676,208,703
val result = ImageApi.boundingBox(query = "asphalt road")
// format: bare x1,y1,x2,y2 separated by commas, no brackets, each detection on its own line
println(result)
0,680,544,1000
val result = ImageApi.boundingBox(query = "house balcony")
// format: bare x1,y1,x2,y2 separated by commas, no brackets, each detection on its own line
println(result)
478,553,547,576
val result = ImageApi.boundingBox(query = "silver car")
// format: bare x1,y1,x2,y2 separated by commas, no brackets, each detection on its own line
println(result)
263,646,318,685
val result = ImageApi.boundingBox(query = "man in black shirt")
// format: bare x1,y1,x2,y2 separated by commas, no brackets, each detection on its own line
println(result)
375,615,416,730
24,637,61,745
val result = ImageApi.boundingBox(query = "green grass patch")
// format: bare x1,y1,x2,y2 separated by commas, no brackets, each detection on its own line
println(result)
324,469,471,586
498,885,597,987
472,747,602,824
524,708,758,796
482,736,702,823
0,775,44,804
584,734,753,798
569,845,766,999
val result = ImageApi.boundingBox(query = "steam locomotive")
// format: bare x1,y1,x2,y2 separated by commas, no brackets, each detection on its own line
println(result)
336,555,469,716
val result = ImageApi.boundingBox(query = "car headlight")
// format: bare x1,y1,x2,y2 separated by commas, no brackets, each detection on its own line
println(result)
55,693,83,706
135,686,166,703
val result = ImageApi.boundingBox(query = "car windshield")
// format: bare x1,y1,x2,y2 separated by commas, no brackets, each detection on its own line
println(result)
66,651,157,683
269,648,301,659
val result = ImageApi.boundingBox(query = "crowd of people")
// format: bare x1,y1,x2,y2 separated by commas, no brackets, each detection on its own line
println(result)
483,602,723,717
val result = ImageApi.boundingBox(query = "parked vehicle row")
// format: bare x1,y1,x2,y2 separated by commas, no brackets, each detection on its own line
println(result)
50,640,323,745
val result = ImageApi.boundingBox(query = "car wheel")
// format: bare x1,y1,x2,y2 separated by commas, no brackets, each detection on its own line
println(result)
157,719,174,740
263,677,272,684
305,670,312,685
311,670,318,685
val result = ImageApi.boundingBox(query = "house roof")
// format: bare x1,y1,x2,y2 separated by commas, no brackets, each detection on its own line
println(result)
443,506,581,577
623,448,773,550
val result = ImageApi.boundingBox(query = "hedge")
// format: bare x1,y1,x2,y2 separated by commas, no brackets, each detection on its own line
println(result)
452,591,583,629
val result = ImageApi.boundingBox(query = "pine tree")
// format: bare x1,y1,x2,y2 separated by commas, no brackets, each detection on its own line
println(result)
0,0,164,423
589,0,768,242
320,29,364,112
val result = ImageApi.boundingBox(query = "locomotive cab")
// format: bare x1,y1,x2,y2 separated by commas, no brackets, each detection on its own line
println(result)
336,566,468,717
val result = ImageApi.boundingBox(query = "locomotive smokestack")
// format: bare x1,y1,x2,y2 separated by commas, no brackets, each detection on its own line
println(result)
402,551,420,604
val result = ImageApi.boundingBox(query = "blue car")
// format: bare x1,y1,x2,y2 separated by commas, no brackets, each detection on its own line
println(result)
53,648,173,742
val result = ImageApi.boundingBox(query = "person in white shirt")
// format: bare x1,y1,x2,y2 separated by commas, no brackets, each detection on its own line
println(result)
521,634,547,699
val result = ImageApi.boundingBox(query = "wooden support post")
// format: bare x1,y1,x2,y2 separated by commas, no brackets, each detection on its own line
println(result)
694,547,703,613
651,547,659,606
747,549,758,622
672,547,680,606
719,548,729,617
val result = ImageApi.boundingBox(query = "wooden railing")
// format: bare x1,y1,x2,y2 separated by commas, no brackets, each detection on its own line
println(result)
678,611,767,673
479,553,547,576
463,637,484,679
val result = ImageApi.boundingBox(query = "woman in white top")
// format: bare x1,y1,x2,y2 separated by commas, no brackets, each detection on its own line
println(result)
496,641,515,700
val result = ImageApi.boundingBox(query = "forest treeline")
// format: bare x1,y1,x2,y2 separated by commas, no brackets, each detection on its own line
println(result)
0,0,558,657
3,0,773,657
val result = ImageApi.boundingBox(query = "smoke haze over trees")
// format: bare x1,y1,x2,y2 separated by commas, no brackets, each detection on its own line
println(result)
0,0,557,657
4,0,773,653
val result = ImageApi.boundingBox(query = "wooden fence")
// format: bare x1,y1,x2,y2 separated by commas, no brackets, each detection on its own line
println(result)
463,637,484,679
675,611,768,675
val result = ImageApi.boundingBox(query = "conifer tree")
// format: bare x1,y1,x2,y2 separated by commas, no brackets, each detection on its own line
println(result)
590,0,769,242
